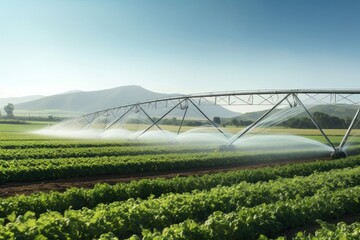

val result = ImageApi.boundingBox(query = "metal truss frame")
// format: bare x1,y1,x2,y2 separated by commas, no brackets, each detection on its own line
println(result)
55,89,360,154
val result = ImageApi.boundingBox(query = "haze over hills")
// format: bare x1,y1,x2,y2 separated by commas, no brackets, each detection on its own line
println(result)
11,86,359,121
0,95,44,109
16,86,163,112
15,85,239,118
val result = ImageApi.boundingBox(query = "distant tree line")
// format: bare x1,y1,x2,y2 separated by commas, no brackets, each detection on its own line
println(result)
0,103,65,122
73,112,360,130
161,116,222,127
127,116,225,127
146,117,209,127
282,112,354,129
226,118,254,127
225,112,357,129
11,115,65,122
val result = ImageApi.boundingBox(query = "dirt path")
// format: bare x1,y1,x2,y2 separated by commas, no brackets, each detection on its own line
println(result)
0,158,326,197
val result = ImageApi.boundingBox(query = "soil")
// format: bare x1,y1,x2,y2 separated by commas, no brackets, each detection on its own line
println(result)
0,158,325,197
282,213,360,239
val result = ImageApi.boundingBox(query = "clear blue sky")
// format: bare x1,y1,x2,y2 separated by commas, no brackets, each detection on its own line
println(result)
1,0,360,97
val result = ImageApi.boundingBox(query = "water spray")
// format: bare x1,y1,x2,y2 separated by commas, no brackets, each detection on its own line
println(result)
331,108,360,159
34,89,360,159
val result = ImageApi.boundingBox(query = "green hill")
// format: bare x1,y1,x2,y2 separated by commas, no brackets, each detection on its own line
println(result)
15,85,239,119
232,104,359,122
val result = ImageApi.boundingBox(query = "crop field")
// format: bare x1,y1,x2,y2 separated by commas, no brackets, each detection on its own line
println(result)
1,122,360,239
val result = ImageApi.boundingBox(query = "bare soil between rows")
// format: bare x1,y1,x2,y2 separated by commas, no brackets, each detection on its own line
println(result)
282,213,360,239
0,158,327,197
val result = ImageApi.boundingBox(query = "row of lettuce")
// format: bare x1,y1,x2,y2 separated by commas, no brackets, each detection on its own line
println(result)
139,185,360,240
2,156,360,217
1,156,360,239
0,140,150,149
0,145,217,160
0,149,329,184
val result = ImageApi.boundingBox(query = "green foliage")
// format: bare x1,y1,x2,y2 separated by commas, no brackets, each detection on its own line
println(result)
2,123,360,239
0,145,214,160
3,103,14,118
213,116,221,125
143,186,360,239
2,155,360,218
0,143,338,184
3,162,360,238
229,118,253,127
282,112,351,129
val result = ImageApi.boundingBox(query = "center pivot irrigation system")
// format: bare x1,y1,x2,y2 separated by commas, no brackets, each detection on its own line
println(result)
48,89,360,159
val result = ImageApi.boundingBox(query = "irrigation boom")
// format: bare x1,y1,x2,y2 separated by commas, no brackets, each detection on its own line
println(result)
46,89,360,159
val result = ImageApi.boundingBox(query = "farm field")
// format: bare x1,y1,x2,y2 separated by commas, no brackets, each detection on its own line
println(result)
1,122,360,239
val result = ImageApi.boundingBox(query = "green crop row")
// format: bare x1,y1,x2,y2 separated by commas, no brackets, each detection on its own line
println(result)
0,140,149,149
141,186,360,240
2,165,360,239
0,152,254,183
0,145,217,160
0,149,326,184
2,156,360,218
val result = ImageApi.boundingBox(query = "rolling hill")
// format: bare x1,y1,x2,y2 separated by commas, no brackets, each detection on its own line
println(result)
15,85,239,118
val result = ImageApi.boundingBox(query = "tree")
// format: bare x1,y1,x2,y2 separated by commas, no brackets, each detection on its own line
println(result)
313,112,346,129
213,116,221,125
282,112,347,129
4,103,15,118
231,118,239,126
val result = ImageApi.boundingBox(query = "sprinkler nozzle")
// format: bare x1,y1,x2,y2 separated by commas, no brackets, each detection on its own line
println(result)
331,148,347,159
218,144,236,152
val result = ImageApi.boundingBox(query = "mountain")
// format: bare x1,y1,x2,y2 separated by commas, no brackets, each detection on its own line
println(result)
13,87,359,121
15,85,239,118
0,95,44,109
57,90,83,95
16,86,163,112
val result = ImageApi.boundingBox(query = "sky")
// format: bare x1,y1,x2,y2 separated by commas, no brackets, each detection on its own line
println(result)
1,0,360,98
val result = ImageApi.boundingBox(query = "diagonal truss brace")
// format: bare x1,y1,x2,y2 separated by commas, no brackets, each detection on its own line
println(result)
81,111,108,129
104,105,136,130
293,94,336,151
137,99,186,138
138,105,163,132
229,94,291,145
187,98,230,140
339,108,360,150
78,114,100,128
177,101,189,135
